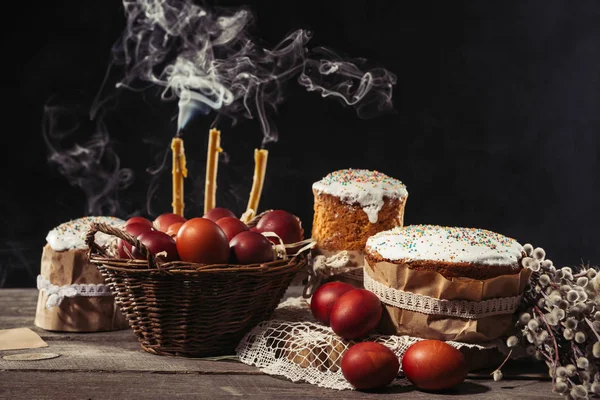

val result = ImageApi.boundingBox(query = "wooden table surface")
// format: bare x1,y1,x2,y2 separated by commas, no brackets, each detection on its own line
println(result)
0,288,560,400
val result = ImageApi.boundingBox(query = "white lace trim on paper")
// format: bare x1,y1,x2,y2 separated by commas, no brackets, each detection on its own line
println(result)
363,270,521,319
37,275,112,309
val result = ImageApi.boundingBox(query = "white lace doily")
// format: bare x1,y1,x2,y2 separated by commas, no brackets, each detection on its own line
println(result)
37,275,113,309
236,296,495,391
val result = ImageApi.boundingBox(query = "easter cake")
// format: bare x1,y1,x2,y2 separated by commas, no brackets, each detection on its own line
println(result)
310,169,408,283
35,216,129,332
364,224,529,342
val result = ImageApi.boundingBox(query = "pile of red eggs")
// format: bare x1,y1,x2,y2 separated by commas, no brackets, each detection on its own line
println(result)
310,281,468,391
117,208,304,265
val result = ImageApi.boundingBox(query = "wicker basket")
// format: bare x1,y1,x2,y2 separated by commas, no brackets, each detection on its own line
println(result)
85,220,308,357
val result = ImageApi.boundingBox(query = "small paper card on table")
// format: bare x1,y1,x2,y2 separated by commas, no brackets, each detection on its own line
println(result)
0,328,48,351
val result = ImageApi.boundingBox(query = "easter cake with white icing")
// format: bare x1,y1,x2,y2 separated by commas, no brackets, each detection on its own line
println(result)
311,169,408,272
35,216,128,332
365,224,524,280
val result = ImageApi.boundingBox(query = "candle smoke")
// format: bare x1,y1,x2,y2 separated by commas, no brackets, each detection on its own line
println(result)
43,0,396,218
109,0,397,144
42,100,134,216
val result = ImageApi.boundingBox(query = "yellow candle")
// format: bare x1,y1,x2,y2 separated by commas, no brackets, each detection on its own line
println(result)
204,128,222,214
242,148,268,223
171,137,188,216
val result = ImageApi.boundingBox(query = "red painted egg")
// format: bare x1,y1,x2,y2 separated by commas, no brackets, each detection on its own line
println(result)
176,218,229,264
402,340,467,391
330,289,382,340
341,342,400,390
153,213,187,232
310,281,355,325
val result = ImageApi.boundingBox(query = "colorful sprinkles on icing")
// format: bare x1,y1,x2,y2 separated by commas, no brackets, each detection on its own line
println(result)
46,216,125,251
366,224,524,266
313,169,407,224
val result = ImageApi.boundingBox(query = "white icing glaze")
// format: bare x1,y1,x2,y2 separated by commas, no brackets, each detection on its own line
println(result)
46,216,125,251
312,169,407,224
366,225,524,266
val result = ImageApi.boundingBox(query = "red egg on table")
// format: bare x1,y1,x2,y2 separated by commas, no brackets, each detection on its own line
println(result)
330,289,382,340
117,222,155,259
341,342,400,390
254,210,304,245
176,218,230,264
125,216,153,228
402,340,467,391
203,207,236,222
216,217,249,242
310,281,355,325
229,231,275,265
153,213,187,233
132,230,179,262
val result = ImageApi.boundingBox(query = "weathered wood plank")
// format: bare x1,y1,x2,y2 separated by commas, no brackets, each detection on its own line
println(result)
0,340,255,373
0,371,562,400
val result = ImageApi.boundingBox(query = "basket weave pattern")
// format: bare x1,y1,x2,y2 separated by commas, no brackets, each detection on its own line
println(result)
86,222,307,357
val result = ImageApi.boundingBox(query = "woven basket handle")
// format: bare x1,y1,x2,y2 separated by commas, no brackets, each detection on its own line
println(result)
85,222,155,268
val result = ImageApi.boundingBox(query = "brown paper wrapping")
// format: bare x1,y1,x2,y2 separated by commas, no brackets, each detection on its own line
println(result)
34,244,129,332
366,260,531,343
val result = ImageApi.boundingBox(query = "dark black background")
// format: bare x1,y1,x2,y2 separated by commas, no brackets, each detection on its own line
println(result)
2,1,599,287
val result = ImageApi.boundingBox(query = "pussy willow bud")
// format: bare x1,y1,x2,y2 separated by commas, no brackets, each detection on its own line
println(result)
533,247,546,261
577,357,590,369
592,342,600,358
519,312,532,325
558,300,569,310
570,385,587,399
587,269,597,279
545,313,559,326
591,381,600,395
575,332,587,344
562,266,573,275
506,335,519,348
564,271,574,281
523,243,533,256
552,308,566,320
537,330,549,342
528,319,540,331
554,381,569,394
493,370,503,382
567,291,580,303
554,382,569,394
564,329,575,340
555,270,565,280
538,274,551,287
566,364,577,377
565,318,578,330
523,257,540,271
577,277,589,288
579,371,591,382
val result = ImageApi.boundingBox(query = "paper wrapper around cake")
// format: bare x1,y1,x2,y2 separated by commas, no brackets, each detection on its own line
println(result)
364,260,532,343
310,192,407,289
34,244,128,332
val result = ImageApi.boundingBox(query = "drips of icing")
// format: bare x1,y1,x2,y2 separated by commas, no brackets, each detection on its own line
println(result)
312,169,407,224
46,216,125,251
366,225,523,266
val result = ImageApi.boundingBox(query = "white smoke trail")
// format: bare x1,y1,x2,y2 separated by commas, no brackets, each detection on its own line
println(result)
106,0,397,145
